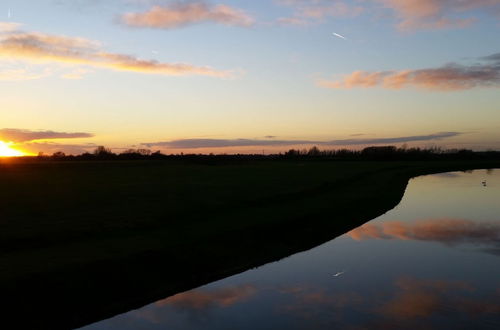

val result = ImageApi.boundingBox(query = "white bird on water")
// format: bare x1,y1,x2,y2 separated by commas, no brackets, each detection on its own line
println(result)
333,271,345,277
332,32,347,40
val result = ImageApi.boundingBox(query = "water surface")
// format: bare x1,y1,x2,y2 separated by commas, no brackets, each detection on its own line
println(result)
80,170,500,330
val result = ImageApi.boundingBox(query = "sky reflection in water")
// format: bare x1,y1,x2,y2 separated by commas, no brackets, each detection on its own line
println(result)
80,170,500,330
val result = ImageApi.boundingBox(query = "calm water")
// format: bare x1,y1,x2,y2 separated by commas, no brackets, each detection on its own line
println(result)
80,170,500,330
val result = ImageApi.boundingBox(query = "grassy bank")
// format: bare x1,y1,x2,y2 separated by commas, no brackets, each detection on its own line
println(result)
0,159,498,329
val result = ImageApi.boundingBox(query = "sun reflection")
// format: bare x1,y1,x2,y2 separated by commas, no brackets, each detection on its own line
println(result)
0,141,25,157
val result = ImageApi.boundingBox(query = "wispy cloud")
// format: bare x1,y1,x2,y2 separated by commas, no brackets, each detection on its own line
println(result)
0,23,232,78
0,22,21,32
120,2,254,29
143,138,318,148
276,0,364,26
327,132,461,145
376,0,500,31
483,53,500,62
61,67,93,80
0,67,51,81
0,128,93,143
143,132,461,149
277,0,500,30
318,53,500,91
276,16,309,26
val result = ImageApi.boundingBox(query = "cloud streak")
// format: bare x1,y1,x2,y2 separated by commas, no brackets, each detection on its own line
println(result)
0,23,231,78
143,138,318,149
143,132,461,149
120,2,254,29
278,0,500,30
376,0,500,31
20,142,98,155
0,128,93,143
328,132,461,145
318,53,500,91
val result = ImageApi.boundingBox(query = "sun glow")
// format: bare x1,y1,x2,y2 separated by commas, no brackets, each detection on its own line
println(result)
0,141,25,157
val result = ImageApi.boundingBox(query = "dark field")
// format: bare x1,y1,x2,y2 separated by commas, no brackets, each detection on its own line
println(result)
1,159,499,329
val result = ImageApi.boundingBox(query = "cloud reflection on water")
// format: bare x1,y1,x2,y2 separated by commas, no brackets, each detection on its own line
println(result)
129,284,257,326
279,278,500,329
155,284,257,310
348,218,500,255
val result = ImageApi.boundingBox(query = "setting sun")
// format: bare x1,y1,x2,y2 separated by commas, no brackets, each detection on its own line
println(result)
0,141,25,157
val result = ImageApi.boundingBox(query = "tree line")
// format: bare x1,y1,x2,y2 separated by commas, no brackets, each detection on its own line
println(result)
32,145,500,162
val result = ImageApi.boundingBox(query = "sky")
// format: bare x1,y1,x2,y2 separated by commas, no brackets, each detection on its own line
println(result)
0,0,499,155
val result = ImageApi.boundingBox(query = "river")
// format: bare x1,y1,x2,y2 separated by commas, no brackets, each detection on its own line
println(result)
79,169,500,330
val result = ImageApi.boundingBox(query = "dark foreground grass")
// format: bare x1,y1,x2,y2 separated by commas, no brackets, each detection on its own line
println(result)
0,159,499,329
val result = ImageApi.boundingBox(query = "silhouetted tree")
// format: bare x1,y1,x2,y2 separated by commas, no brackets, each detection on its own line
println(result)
150,150,164,159
94,146,112,156
52,151,66,159
285,149,298,157
307,146,321,156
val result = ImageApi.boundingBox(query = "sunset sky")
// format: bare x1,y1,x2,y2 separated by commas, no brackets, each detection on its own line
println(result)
1,0,500,155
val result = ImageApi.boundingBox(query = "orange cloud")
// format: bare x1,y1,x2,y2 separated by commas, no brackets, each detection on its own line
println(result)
377,0,500,31
155,285,257,310
121,2,254,29
0,24,231,78
319,71,385,89
318,54,500,91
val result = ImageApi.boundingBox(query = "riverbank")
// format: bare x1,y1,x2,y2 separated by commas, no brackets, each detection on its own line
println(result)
0,160,498,329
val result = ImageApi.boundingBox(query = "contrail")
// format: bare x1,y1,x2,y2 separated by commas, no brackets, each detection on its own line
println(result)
332,32,347,40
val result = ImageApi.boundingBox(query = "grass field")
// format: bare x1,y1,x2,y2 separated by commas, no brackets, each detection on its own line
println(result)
1,159,499,329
